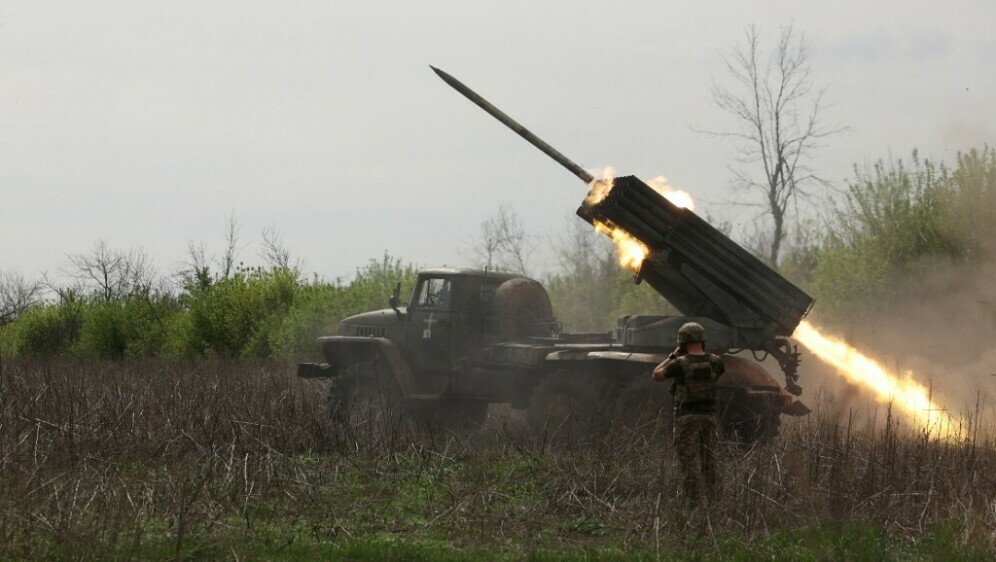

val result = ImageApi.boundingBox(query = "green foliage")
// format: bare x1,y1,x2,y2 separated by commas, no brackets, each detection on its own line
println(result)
943,146,996,259
0,292,184,359
802,147,996,321
178,266,302,358
174,255,417,359
266,255,418,359
0,253,417,361
0,299,84,356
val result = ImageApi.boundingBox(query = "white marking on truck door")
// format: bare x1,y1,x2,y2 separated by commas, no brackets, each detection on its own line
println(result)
422,313,437,340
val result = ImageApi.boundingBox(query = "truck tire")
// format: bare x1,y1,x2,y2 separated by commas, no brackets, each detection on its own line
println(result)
527,370,604,445
612,376,673,435
329,358,403,426
719,402,780,444
406,398,489,433
717,356,783,443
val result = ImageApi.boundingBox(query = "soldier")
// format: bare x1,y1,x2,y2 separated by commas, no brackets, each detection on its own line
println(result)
652,322,725,504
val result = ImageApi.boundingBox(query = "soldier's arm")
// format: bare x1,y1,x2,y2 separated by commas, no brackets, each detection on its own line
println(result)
653,348,684,381
652,359,674,381
712,355,726,378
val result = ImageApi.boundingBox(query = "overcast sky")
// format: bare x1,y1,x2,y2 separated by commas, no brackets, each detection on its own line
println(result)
2,1,993,283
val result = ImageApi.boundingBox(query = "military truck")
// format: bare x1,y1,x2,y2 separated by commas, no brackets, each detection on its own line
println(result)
296,66,815,441
298,262,810,442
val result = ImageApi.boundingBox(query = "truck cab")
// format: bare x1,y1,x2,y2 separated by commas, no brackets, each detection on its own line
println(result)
313,268,547,391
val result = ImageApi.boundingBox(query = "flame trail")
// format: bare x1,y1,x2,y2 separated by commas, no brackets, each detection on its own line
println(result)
793,321,963,438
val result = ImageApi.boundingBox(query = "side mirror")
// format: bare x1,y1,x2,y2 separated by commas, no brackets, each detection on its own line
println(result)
388,282,403,318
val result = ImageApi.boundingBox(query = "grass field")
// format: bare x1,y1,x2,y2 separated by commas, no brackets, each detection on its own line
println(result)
0,358,994,561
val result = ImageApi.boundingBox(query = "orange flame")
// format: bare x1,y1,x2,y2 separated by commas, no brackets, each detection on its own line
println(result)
593,220,649,270
794,320,963,438
646,175,696,210
584,168,696,270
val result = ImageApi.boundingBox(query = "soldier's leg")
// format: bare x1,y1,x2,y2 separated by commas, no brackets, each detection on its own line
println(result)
673,415,703,503
699,416,719,499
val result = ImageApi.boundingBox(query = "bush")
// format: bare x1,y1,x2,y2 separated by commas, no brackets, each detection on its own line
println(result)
805,147,996,322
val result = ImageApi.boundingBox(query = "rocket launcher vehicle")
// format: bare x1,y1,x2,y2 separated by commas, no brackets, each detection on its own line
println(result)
577,176,814,393
431,66,814,393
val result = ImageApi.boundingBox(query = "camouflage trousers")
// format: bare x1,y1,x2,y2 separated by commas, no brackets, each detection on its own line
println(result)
673,413,719,504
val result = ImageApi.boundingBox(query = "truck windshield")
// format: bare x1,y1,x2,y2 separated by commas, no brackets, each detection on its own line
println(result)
414,277,452,309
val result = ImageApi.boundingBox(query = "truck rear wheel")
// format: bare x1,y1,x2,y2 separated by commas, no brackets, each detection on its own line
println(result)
612,376,672,435
719,402,780,443
410,399,488,433
527,371,604,445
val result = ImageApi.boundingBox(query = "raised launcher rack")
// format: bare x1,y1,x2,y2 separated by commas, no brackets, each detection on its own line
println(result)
577,175,815,394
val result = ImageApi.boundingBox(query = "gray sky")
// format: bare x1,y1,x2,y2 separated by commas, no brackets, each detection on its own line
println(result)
2,1,993,283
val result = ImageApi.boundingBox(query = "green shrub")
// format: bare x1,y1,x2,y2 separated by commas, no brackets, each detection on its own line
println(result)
2,300,85,356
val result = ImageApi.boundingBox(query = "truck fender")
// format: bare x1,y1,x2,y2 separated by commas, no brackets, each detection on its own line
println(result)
315,336,417,397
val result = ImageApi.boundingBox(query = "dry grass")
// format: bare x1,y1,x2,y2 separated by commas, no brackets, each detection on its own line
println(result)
0,358,994,561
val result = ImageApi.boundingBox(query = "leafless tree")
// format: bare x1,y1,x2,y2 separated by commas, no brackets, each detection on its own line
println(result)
219,212,240,278
184,240,210,273
65,240,154,301
180,213,242,283
0,270,41,325
465,205,532,273
260,226,301,271
708,23,844,265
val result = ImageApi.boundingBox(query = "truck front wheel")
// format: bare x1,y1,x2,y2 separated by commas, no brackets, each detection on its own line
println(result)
329,359,403,426
527,371,604,445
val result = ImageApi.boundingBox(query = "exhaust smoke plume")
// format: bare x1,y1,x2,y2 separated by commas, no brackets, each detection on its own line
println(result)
802,256,996,429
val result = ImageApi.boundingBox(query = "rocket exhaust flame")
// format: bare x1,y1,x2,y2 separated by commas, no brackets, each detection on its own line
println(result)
584,169,693,269
645,175,696,211
584,169,696,211
583,167,617,206
594,220,649,270
793,321,964,438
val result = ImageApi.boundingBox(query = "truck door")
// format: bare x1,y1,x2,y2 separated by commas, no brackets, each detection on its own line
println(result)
407,276,454,372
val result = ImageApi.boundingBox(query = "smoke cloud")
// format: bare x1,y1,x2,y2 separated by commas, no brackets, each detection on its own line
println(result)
802,254,996,427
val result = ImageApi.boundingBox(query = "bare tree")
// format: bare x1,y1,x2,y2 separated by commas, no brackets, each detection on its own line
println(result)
219,212,240,278
709,23,844,265
260,226,301,271
0,269,41,325
66,240,154,301
465,205,532,273
184,240,210,273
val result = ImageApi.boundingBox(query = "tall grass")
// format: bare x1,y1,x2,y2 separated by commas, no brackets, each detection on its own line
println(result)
0,358,993,560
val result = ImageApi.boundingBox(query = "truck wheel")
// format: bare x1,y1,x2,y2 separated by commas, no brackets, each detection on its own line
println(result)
329,359,403,426
527,371,603,445
407,398,488,433
719,403,780,443
612,377,672,434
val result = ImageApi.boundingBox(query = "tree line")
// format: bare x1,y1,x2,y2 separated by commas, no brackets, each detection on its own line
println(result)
1,145,993,360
